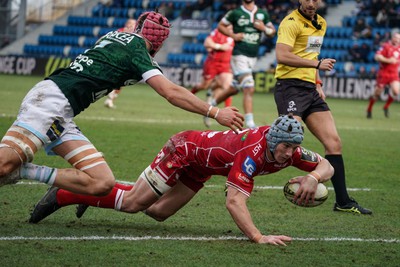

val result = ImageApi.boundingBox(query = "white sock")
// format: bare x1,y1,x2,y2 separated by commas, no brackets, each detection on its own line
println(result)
114,189,125,210
245,113,255,127
20,163,57,185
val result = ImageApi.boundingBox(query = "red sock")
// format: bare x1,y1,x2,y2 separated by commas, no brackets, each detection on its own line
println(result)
115,183,134,190
224,96,232,107
384,95,394,110
57,183,133,209
367,96,376,112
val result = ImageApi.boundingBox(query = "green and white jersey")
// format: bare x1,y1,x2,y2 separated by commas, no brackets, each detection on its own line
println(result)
221,5,271,57
47,31,162,116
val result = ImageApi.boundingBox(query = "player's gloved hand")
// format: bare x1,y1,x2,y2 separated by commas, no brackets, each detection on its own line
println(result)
214,106,244,133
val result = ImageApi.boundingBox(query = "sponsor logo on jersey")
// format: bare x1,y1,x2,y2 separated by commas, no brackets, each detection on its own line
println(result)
70,54,94,73
238,173,250,183
104,31,135,44
242,156,256,176
300,147,317,162
306,36,323,53
243,32,260,44
241,132,249,141
238,16,249,27
288,17,295,21
252,143,262,156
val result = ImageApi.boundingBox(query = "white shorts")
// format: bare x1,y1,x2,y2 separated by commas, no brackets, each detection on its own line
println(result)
12,80,89,155
230,55,257,77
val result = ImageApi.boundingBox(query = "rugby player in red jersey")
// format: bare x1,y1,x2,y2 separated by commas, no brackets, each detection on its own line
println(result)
367,31,400,118
30,114,333,246
191,27,236,127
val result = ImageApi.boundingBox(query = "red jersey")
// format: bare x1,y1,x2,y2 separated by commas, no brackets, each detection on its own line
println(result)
376,41,400,76
150,127,322,197
207,29,234,63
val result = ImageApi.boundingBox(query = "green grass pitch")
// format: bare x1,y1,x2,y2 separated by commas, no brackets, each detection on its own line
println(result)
0,74,399,266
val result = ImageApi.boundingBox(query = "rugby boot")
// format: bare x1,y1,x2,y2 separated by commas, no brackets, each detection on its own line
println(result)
333,197,372,215
29,187,61,223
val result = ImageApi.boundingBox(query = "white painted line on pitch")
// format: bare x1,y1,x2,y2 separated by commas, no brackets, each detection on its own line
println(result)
0,235,398,243
1,113,400,132
15,181,372,192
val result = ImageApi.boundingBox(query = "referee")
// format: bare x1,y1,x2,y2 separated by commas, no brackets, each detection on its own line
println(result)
273,0,371,214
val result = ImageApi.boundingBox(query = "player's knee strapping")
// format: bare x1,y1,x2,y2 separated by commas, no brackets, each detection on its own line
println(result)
240,75,255,89
0,126,43,163
64,144,105,171
140,166,171,197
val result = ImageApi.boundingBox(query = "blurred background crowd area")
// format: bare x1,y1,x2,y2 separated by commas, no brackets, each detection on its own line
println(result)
0,0,399,78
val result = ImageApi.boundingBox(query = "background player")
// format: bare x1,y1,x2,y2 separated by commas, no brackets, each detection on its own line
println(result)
191,27,235,127
366,31,400,118
30,114,334,246
218,0,276,128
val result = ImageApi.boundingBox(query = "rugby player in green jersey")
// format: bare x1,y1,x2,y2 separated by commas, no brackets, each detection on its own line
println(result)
0,11,244,199
218,0,276,129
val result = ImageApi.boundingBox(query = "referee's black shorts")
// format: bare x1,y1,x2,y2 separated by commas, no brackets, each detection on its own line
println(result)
274,78,330,121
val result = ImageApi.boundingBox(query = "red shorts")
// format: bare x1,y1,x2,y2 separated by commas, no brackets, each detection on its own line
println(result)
203,58,231,80
149,132,210,193
376,71,399,87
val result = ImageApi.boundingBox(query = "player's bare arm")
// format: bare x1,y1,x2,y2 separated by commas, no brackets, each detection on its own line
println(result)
254,20,276,37
204,36,230,52
146,75,244,131
375,54,398,64
225,186,291,246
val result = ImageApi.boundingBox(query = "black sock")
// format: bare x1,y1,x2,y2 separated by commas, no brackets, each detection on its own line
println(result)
325,154,350,205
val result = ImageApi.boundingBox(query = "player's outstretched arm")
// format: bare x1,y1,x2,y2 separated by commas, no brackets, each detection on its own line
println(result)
146,75,243,132
225,186,292,245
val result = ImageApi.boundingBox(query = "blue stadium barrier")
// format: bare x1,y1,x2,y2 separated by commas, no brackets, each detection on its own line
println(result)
39,35,80,46
68,16,109,27
196,33,208,43
53,25,95,36
123,0,143,8
112,17,127,28
23,44,65,57
69,47,87,57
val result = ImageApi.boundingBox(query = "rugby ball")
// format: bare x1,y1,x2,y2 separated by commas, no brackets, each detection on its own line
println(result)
283,182,328,207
